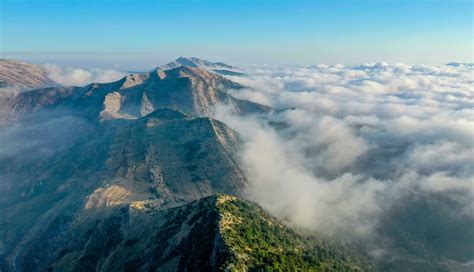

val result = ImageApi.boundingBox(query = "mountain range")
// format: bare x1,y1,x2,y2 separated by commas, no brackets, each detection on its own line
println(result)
1,61,267,125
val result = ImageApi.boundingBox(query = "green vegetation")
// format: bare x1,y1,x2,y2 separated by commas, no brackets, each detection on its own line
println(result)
215,195,373,272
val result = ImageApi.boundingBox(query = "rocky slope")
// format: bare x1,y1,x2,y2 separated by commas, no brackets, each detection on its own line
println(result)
0,60,58,123
8,195,373,272
0,59,56,93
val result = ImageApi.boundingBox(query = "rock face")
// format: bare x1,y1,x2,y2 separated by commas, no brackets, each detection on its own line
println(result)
9,195,373,272
6,66,268,123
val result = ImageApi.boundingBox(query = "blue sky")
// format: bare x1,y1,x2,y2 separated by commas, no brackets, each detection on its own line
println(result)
1,0,472,69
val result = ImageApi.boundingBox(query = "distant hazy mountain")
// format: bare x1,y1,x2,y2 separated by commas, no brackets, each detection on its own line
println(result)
162,57,247,76
446,62,474,68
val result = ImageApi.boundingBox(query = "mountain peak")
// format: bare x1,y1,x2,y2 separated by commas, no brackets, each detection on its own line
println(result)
175,56,202,67
163,65,216,79
160,57,246,76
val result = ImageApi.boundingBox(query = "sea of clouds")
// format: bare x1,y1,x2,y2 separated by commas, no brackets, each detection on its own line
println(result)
215,62,474,242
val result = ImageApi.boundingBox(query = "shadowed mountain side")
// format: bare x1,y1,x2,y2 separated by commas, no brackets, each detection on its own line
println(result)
5,66,269,124
9,195,373,272
0,109,247,270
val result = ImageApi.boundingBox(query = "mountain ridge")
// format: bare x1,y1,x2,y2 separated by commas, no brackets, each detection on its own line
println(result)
7,194,373,272
4,65,268,124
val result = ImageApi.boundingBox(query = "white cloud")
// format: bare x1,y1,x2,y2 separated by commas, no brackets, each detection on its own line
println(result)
215,105,383,237
43,64,126,86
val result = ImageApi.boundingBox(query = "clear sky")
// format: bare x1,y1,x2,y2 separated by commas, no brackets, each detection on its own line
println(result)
0,0,472,69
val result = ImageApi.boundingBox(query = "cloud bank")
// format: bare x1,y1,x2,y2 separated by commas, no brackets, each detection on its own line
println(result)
216,63,474,245
44,64,126,86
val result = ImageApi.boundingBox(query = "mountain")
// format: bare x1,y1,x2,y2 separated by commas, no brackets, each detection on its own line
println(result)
161,57,247,76
0,108,249,269
5,65,268,124
7,195,373,272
